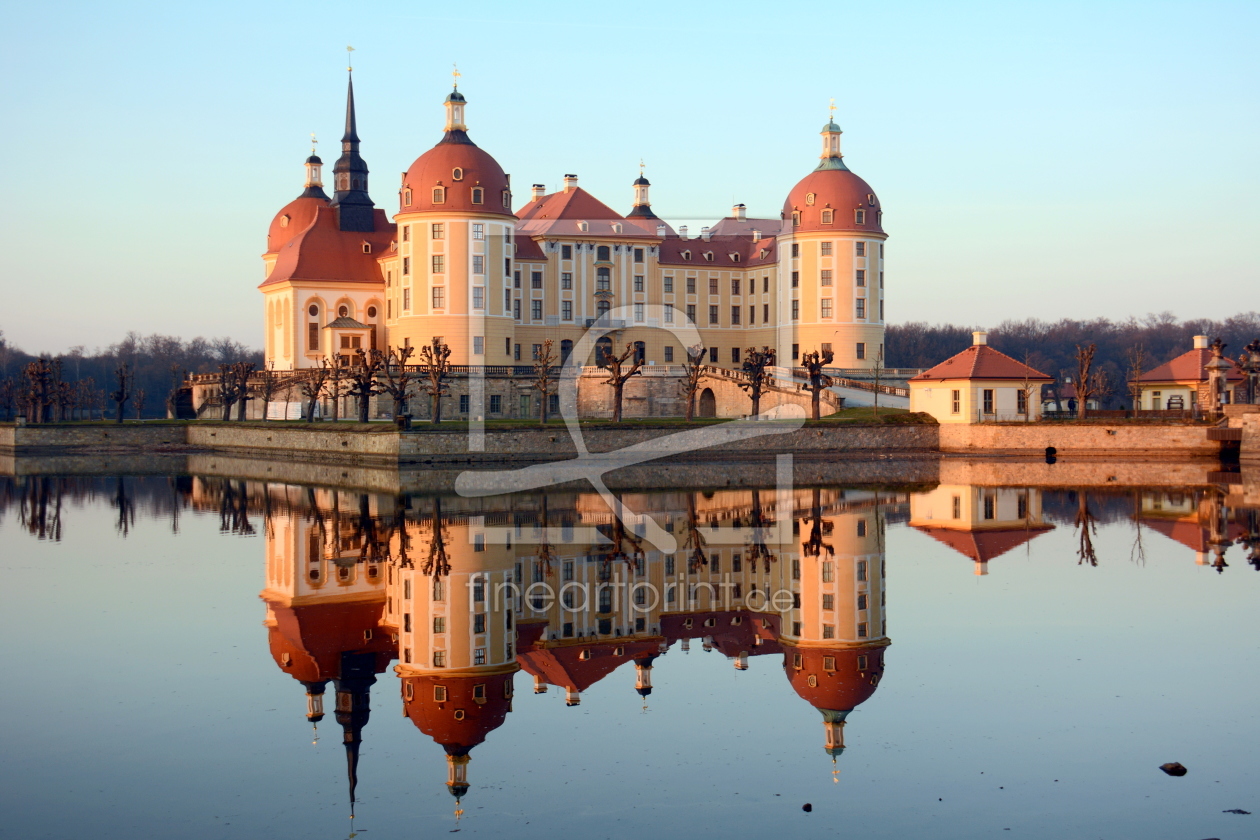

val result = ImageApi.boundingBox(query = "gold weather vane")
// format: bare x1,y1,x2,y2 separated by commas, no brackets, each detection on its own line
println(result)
346,45,355,72
639,158,645,175
829,97,836,120
452,63,461,89
310,132,318,155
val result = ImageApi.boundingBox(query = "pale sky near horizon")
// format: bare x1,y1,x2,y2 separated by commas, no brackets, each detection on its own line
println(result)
1,0,1256,355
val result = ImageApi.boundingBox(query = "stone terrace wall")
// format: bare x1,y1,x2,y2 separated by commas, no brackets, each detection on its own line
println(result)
0,424,186,452
185,424,400,463
937,457,1223,488
939,423,1221,457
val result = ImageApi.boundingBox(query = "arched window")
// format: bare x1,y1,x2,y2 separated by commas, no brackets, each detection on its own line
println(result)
471,187,484,204
595,336,613,366
560,339,573,362
432,187,445,204
596,245,611,261
634,341,645,363
403,189,412,205
452,167,464,181
597,300,611,318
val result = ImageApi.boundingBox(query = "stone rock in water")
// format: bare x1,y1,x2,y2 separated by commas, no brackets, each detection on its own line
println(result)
802,803,813,813
1159,762,1188,776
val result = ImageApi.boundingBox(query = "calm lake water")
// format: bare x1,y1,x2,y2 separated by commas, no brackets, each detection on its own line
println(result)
1,469,1258,839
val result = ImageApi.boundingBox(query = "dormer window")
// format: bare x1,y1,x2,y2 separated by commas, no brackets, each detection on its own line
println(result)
867,193,876,206
279,215,290,228
805,193,816,205
703,251,714,262
681,250,691,260
855,209,866,224
611,223,622,233
452,167,464,181
403,188,412,205
362,242,372,254
578,221,589,232
730,253,740,262
502,189,511,208
792,211,801,226
759,249,769,259
821,209,834,224
471,187,484,204
432,187,445,204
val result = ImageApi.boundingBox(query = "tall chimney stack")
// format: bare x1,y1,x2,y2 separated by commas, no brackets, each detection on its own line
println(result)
563,174,578,192
531,183,546,200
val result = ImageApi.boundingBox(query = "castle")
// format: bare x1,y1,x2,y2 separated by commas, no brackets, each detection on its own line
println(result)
260,73,887,374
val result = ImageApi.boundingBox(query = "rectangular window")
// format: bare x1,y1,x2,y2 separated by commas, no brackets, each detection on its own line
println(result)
983,389,995,415
857,520,867,537
1018,390,1028,414
855,241,866,256
857,560,867,581
460,394,469,413
531,271,543,289
951,389,960,414
402,256,410,276
433,651,446,667
856,269,866,287
708,277,718,295
791,300,799,320
513,300,521,320
402,289,410,311
561,272,573,289
822,594,834,611
472,255,485,274
823,624,835,639
855,209,866,224
730,306,741,325
634,303,645,322
820,242,833,256
431,255,445,274
513,344,520,360
432,616,446,634
708,305,719,325
561,244,572,260
561,300,573,320
709,347,718,363
880,243,885,258
791,343,799,360
791,243,800,258
821,342,832,354
513,271,521,289
748,306,755,324
489,395,502,414
880,299,885,321
856,342,866,360
686,277,696,294
473,287,485,309
531,300,543,320
731,278,740,295
820,270,832,286
686,304,696,323
821,298,833,318
822,560,834,582
634,247,644,263
474,613,486,634
472,335,484,355
634,275,644,292
664,306,674,323
663,276,674,293
857,623,867,638
402,226,410,242
431,223,444,239
387,299,392,318
791,271,799,288
664,346,674,362
856,298,866,318
472,223,484,240
763,276,769,292
731,347,741,364
432,286,445,308
307,322,320,351
473,648,486,665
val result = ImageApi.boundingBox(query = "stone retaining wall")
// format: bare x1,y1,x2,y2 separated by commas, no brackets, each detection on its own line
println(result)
938,423,1220,457
0,424,186,452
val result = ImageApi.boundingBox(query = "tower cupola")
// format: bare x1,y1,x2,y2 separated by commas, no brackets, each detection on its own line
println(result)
330,70,377,232
301,137,328,199
444,87,467,132
627,165,659,221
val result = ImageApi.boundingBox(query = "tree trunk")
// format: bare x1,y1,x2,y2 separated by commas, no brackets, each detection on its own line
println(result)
221,399,232,422
236,397,247,422
306,397,319,421
751,393,760,416
539,394,548,425
612,383,624,422
812,389,821,421
358,395,370,423
261,397,270,421
431,393,441,424
115,400,125,424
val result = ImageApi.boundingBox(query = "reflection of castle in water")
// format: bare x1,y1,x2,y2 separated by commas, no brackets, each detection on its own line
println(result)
249,482,894,814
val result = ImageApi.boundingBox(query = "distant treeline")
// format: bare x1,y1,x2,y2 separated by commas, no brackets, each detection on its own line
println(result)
887,312,1260,391
0,330,263,419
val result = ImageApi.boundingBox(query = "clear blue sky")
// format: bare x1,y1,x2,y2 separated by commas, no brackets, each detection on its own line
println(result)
1,0,1256,353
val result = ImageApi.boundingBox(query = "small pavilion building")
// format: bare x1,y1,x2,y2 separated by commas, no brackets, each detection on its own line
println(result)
1133,335,1244,412
908,332,1053,423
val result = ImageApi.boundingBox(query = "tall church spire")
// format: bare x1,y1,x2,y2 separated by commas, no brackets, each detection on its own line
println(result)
330,69,377,231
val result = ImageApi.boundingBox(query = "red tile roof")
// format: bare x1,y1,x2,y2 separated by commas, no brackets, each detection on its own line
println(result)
400,132,513,217
784,644,887,712
912,524,1054,563
517,638,661,693
515,187,659,240
1136,348,1244,384
513,234,547,261
401,671,515,755
784,167,884,235
264,599,394,685
260,203,394,289
909,344,1054,382
657,234,778,268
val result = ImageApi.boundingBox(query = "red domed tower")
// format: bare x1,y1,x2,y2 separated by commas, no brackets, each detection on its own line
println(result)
779,110,887,370
383,85,516,365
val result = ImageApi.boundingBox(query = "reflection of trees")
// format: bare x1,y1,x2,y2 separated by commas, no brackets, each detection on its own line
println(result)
1073,491,1098,567
597,501,644,571
18,477,64,541
1128,490,1146,565
216,479,255,537
682,493,708,573
800,488,833,561
534,495,557,578
351,494,388,566
422,498,450,578
1238,504,1260,571
742,490,778,572
387,494,412,570
112,476,135,538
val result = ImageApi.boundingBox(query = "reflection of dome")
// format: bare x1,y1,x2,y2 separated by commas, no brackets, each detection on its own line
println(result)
266,600,393,685
783,167,883,235
401,671,516,755
784,644,888,756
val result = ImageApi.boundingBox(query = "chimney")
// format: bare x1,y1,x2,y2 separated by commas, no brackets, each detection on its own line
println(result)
531,183,545,200
733,203,746,220
1193,335,1209,349
563,174,578,192
972,331,988,346
701,226,711,241
679,225,688,239
751,229,760,241
656,224,666,236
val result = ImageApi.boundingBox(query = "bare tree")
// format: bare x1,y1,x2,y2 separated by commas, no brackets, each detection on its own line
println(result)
254,366,284,421
532,339,556,425
416,338,452,424
376,345,416,419
738,346,775,417
233,362,256,421
1125,344,1146,414
109,363,133,424
21,359,56,423
347,349,385,423
217,363,239,421
133,388,146,420
602,343,644,423
1019,352,1039,422
325,358,345,422
872,344,886,420
300,360,332,422
1074,343,1097,420
679,344,705,422
164,365,184,420
800,347,834,421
